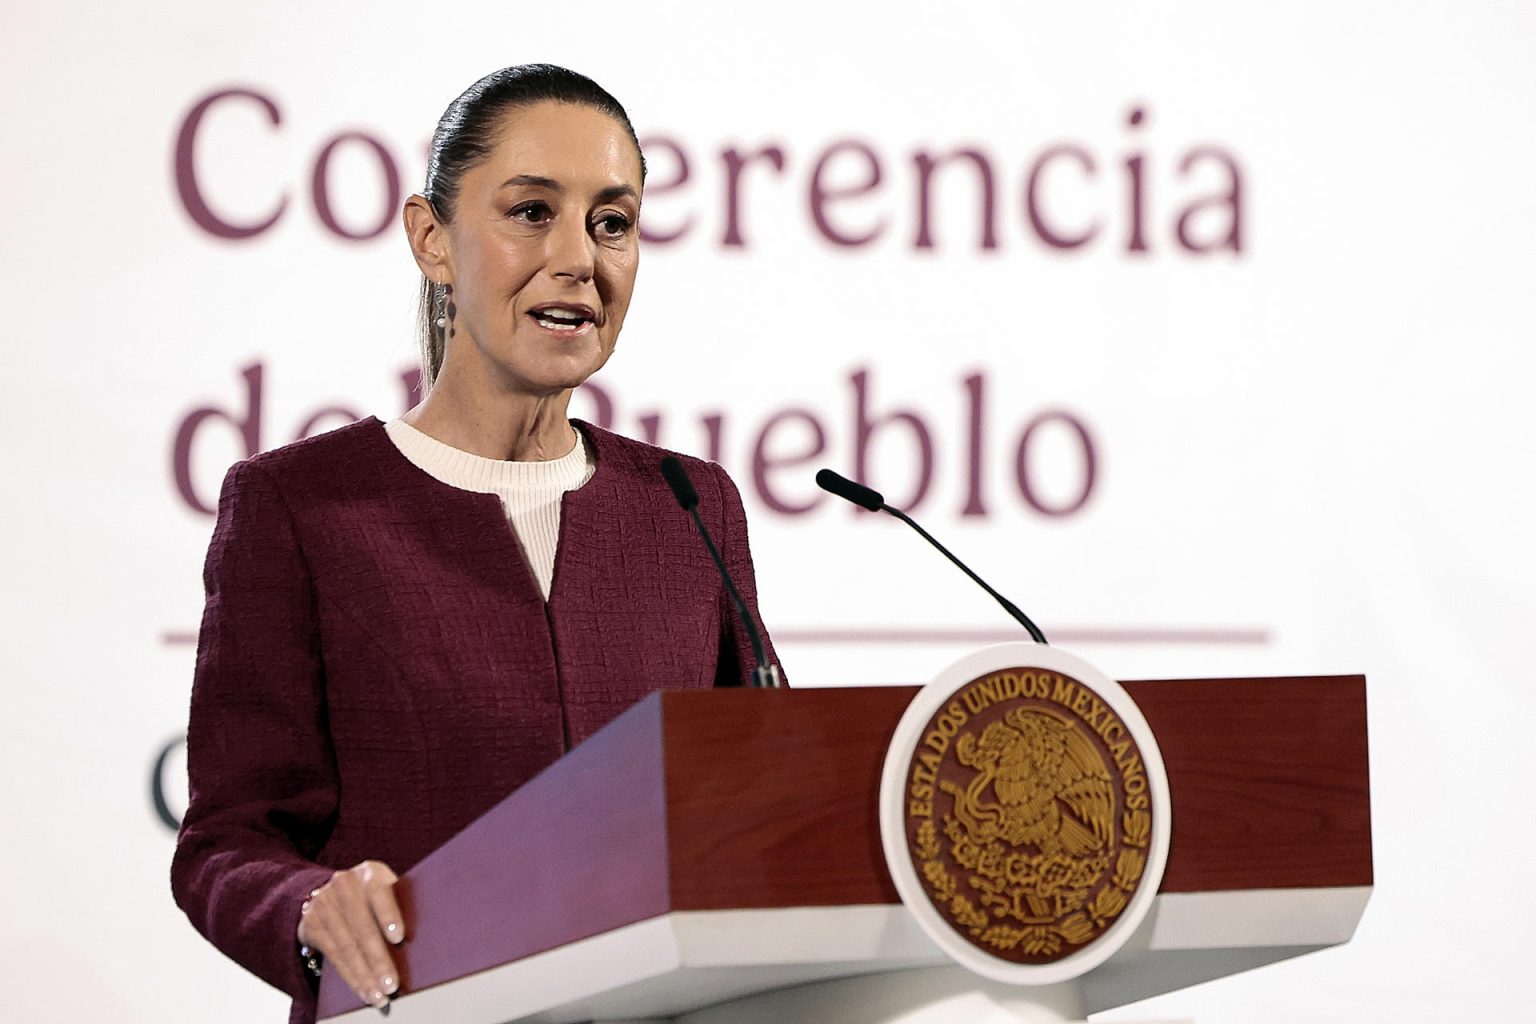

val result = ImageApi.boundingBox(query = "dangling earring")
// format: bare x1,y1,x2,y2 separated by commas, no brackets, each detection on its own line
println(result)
435,283,456,337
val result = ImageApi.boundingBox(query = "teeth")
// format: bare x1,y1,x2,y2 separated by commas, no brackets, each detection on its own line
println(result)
536,308,585,322
533,311,587,332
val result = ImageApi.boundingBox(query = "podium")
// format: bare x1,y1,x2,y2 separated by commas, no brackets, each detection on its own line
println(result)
317,675,1370,1023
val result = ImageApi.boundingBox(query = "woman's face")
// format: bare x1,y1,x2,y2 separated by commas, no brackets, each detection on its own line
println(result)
439,101,642,397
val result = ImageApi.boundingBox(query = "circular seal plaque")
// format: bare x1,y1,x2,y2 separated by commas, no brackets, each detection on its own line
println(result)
880,644,1171,984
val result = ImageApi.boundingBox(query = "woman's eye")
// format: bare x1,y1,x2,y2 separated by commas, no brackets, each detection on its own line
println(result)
510,201,552,224
594,213,633,238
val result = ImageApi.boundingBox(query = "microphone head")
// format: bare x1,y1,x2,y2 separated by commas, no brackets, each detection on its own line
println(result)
660,456,699,510
815,468,885,511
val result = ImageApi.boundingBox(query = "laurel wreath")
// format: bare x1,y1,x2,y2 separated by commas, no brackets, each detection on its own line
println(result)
913,807,1149,955
1124,809,1151,847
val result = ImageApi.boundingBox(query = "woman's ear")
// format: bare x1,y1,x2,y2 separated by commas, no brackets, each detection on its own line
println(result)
403,195,452,282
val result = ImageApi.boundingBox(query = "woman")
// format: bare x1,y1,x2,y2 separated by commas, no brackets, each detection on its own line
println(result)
171,65,783,1024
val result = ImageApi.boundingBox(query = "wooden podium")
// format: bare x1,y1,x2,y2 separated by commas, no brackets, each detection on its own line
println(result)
317,676,1371,1023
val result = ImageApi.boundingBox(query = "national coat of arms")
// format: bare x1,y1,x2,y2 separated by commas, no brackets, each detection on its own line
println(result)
902,668,1155,964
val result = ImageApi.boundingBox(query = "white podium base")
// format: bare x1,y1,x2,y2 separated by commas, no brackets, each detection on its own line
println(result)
322,890,1364,1024
669,966,1084,1024
587,967,1194,1024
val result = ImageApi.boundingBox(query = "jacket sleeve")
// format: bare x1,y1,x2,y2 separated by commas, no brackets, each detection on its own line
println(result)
708,462,787,687
170,458,340,1000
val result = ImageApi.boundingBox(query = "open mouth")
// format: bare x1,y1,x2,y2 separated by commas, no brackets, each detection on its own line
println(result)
528,304,596,335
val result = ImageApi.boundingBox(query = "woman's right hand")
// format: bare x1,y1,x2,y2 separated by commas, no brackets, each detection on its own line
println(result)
296,860,406,1009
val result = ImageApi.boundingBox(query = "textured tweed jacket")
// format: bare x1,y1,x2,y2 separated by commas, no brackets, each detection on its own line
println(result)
170,417,782,1024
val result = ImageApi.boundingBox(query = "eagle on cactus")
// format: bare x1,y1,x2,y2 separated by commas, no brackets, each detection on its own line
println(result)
948,707,1115,857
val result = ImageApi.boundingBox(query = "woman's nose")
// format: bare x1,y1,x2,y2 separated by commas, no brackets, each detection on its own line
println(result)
547,218,596,282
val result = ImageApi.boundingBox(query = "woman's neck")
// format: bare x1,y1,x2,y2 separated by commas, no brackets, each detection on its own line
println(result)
402,370,578,462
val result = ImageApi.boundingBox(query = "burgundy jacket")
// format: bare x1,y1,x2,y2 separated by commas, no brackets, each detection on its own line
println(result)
170,417,782,1023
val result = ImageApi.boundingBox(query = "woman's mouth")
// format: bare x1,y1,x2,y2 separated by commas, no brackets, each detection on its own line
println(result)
528,303,596,336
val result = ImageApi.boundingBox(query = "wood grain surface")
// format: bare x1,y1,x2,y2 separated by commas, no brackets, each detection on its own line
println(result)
661,676,1371,907
1124,674,1372,892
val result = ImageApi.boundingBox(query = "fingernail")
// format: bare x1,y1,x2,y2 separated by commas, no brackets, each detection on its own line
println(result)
386,922,402,943
371,990,385,1006
382,976,397,994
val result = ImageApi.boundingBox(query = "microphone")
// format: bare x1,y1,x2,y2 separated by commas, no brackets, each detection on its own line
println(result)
660,457,783,688
815,469,1048,644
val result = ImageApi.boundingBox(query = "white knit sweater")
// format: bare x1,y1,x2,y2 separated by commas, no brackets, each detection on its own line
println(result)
384,418,597,600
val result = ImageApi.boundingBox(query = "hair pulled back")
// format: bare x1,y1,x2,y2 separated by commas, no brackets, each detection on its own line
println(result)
415,64,645,392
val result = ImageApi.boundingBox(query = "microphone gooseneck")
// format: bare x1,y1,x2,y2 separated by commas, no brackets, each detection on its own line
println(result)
660,457,782,688
815,468,1049,645
660,456,700,510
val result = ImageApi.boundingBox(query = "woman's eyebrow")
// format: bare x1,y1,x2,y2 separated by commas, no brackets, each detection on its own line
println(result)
499,174,562,191
497,177,638,205
596,185,639,204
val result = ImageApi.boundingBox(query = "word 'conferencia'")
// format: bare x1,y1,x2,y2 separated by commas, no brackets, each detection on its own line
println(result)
176,88,1244,254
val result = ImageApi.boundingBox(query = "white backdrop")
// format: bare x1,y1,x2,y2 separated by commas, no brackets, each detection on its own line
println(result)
1,1,1531,1020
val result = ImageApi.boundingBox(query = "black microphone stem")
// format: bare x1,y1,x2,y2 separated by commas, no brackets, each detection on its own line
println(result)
814,467,1047,645
661,456,782,688
686,504,774,680
880,506,1048,644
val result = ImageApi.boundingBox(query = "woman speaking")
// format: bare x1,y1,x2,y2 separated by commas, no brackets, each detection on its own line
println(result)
171,64,783,1023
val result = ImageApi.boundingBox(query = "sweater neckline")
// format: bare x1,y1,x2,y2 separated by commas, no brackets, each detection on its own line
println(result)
360,415,609,498
383,418,594,496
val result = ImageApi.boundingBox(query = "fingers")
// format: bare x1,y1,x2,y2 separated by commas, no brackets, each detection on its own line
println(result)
360,861,406,947
339,868,398,1006
297,860,404,1010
